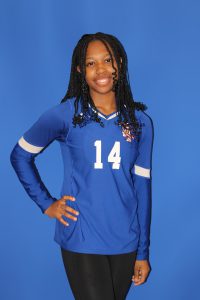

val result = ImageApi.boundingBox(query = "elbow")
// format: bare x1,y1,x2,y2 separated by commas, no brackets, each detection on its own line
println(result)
10,143,37,166
10,144,18,166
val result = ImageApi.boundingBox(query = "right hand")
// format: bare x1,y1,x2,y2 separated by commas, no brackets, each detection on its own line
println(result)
44,195,79,226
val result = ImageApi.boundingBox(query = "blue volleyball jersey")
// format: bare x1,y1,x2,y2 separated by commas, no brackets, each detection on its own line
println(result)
10,97,153,260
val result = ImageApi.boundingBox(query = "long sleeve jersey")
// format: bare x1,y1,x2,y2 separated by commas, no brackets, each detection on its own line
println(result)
10,97,153,260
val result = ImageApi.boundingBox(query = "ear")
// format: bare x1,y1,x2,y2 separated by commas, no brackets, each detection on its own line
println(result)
77,65,81,73
119,57,122,69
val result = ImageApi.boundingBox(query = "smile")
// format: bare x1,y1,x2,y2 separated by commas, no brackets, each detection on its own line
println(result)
95,77,111,86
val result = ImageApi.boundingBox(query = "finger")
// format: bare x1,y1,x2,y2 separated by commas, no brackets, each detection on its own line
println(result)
65,206,79,216
59,204,79,218
135,275,145,285
64,212,78,221
61,195,76,202
58,216,69,226
59,196,75,204
132,276,140,284
132,275,143,285
133,280,143,286
132,267,141,283
134,267,140,278
132,272,147,285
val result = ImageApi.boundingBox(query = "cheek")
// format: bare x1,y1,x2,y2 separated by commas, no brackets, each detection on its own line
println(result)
112,63,119,78
85,78,94,89
85,69,95,83
85,65,96,74
105,64,118,80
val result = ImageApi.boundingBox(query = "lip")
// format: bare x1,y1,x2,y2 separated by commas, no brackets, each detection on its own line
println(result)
95,76,112,86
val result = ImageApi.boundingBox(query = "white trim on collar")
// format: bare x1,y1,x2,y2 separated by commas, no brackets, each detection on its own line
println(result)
88,103,119,120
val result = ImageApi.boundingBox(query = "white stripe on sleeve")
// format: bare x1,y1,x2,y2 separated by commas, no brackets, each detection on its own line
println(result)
134,164,150,178
18,136,44,154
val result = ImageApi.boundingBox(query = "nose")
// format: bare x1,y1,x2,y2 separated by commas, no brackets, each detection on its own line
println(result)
95,62,107,74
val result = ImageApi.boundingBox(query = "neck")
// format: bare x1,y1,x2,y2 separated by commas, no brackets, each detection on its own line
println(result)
89,91,116,110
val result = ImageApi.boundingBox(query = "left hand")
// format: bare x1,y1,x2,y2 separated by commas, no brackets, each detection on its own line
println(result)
132,260,150,286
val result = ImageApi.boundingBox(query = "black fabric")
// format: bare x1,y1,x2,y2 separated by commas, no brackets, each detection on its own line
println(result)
61,247,137,300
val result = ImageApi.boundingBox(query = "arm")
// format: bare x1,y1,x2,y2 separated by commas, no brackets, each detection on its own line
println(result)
10,103,69,214
131,112,154,261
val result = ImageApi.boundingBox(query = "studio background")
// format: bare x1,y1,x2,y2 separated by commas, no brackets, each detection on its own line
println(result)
1,0,199,299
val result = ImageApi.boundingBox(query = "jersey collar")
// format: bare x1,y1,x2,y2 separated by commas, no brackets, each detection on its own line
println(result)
88,103,119,120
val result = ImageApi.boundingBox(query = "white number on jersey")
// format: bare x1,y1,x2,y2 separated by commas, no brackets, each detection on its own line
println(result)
94,140,121,169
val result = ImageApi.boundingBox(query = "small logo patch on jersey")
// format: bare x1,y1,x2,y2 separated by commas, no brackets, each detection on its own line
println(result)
120,123,135,142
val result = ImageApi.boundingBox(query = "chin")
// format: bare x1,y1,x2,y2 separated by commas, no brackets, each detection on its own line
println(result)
89,85,114,95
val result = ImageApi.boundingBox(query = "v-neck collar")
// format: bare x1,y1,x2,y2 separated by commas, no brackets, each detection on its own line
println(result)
88,103,119,120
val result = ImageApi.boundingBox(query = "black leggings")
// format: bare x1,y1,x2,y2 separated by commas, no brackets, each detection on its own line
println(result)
60,247,137,300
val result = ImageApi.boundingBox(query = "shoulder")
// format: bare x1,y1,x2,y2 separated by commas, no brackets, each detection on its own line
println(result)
133,100,153,126
135,110,152,125
22,99,75,145
42,99,72,118
37,99,74,126
134,106,153,137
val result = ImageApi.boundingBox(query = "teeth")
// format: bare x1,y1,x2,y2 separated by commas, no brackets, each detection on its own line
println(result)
99,79,107,82
96,78,110,84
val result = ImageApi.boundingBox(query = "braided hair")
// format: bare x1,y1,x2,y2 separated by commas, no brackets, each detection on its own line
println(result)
60,32,147,140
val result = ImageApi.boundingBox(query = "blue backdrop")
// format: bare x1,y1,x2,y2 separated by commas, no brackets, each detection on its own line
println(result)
1,0,200,299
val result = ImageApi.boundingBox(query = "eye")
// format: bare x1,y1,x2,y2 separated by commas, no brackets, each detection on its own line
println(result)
105,57,112,63
86,57,112,67
86,61,94,67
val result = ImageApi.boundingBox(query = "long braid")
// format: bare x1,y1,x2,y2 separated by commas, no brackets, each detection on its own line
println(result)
60,32,147,140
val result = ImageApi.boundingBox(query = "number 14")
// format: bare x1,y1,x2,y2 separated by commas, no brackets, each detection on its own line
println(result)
94,140,121,169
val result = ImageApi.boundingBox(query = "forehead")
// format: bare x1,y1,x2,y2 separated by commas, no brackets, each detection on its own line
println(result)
86,40,114,59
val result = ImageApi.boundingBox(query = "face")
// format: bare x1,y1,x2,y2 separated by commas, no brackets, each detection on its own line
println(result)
77,40,122,97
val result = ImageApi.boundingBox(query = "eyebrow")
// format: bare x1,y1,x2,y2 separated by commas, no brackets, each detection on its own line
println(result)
86,53,111,60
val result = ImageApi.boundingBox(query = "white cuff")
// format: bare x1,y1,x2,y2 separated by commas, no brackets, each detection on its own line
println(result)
18,136,44,154
134,164,150,178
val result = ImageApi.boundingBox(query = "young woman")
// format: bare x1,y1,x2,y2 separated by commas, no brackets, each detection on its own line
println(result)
10,32,153,300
